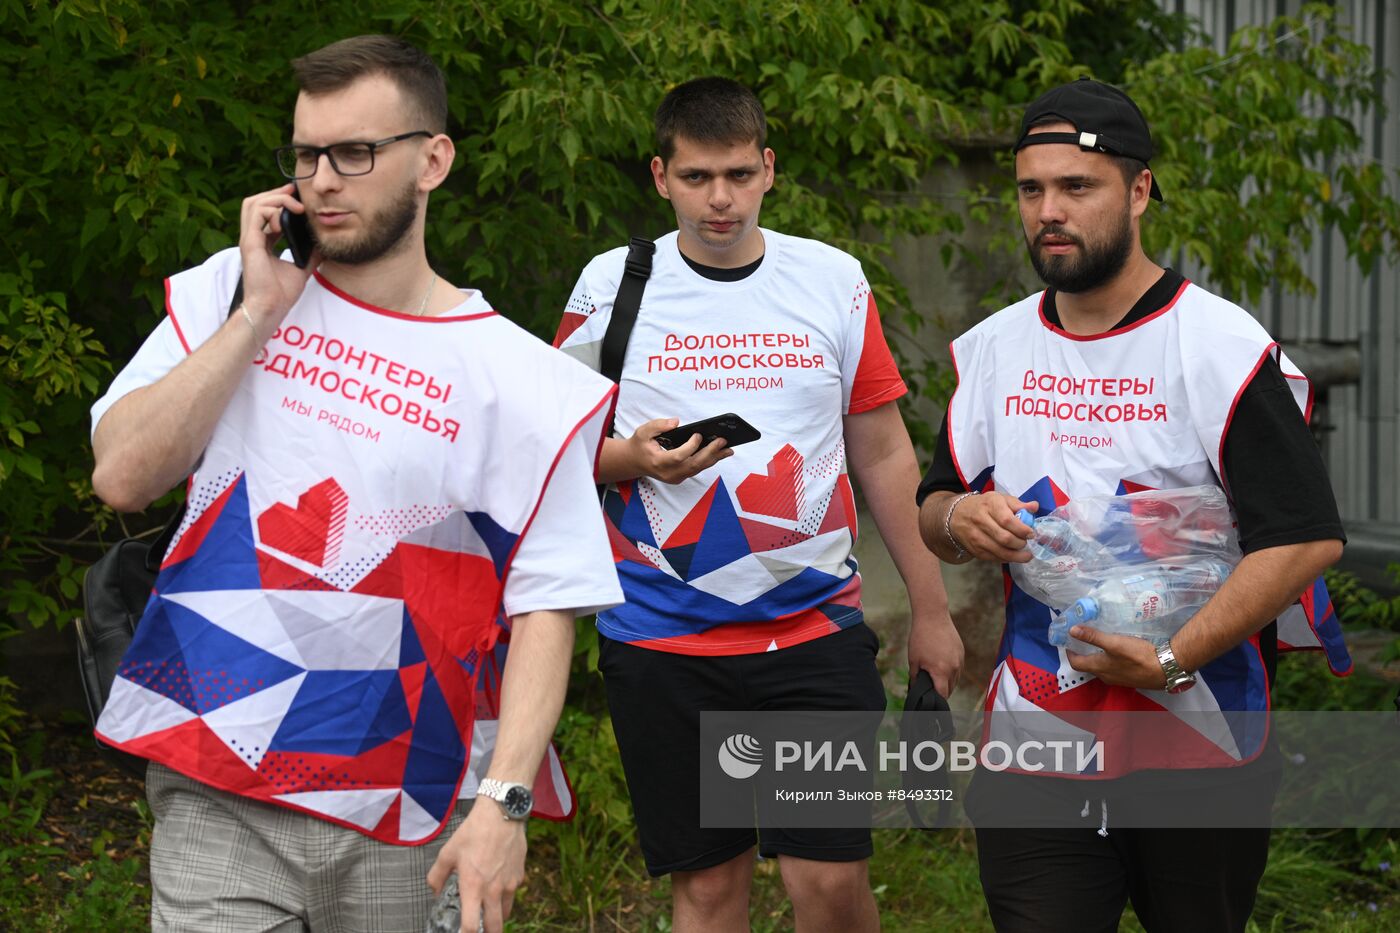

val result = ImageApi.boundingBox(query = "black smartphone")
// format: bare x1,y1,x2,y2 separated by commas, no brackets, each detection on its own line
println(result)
279,184,315,269
654,413,761,451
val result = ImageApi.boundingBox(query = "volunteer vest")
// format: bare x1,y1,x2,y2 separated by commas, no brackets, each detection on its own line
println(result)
947,281,1351,777
96,249,616,843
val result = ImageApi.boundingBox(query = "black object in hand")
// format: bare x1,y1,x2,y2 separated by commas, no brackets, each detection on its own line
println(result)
654,412,760,451
901,669,955,829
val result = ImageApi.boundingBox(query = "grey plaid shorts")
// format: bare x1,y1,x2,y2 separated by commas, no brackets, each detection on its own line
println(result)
146,762,472,932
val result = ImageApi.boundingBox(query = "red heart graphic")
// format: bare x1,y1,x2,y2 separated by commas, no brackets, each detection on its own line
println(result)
736,445,805,520
257,478,349,568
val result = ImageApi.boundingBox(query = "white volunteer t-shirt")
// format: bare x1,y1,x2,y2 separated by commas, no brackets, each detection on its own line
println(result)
554,229,907,655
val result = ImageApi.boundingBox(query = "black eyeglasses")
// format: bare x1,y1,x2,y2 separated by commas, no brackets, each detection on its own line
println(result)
274,131,433,179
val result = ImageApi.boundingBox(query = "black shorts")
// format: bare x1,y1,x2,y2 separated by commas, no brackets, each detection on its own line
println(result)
967,758,1281,932
598,623,887,877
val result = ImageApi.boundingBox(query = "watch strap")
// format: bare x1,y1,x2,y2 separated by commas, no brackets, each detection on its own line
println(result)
477,778,532,820
1155,642,1197,694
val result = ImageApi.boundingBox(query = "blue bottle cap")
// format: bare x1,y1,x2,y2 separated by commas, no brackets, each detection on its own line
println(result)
1015,509,1036,528
1071,597,1098,623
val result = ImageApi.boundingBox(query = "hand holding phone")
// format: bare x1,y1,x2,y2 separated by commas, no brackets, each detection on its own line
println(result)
615,416,742,486
654,413,761,451
236,182,320,338
280,184,316,269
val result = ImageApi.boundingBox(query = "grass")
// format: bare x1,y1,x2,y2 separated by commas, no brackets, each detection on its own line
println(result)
0,708,151,933
2,624,1396,930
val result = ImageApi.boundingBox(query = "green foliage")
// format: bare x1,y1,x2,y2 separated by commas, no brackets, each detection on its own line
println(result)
1,9,1398,925
1273,561,1397,711
1326,564,1400,633
0,702,150,931
1,0,1396,639
1135,3,1400,304
50,830,148,933
973,2,1400,309
1246,832,1400,932
1265,564,1399,928
0,712,63,928
0,256,110,632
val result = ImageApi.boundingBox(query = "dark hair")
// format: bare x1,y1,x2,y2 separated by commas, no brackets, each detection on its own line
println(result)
292,35,447,133
1025,114,1148,193
655,77,766,163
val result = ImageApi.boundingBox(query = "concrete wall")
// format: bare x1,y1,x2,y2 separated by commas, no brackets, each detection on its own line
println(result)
857,151,1031,705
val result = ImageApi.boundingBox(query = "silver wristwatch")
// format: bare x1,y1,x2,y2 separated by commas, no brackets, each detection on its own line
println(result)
476,778,533,821
1155,641,1197,694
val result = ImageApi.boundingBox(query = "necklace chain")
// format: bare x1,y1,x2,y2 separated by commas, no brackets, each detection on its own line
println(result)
414,271,436,316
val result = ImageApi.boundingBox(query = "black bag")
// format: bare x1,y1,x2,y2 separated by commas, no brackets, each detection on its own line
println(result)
900,669,956,829
76,277,242,777
599,236,656,388
76,517,184,777
594,236,654,500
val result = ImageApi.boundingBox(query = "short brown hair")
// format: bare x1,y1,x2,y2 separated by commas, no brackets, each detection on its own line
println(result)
292,35,447,133
655,77,766,163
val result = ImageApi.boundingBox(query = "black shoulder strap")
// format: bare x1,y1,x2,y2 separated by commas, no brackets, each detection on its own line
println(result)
143,273,245,573
599,237,655,385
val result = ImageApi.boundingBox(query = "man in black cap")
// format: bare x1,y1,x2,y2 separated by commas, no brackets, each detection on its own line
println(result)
914,78,1349,931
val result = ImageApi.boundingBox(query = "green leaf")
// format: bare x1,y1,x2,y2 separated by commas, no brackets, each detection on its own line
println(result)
560,127,581,167
15,454,43,481
79,208,110,248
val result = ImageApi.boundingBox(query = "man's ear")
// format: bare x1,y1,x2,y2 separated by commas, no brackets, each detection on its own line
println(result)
420,133,455,193
651,155,670,201
1130,168,1152,219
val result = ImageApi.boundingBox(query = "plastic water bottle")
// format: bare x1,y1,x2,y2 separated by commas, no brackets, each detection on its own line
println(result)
1047,560,1233,648
1016,509,1104,568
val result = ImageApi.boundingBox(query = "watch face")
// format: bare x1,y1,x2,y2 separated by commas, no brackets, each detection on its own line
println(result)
502,784,533,819
1165,674,1197,694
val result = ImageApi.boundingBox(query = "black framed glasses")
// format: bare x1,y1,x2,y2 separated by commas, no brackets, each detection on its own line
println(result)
274,131,433,179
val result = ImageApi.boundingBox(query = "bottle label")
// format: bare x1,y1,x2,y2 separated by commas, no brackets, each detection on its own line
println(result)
1121,575,1166,621
1136,590,1164,620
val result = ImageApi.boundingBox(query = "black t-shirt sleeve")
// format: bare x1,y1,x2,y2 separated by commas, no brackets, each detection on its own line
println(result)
1221,356,1345,553
916,412,968,505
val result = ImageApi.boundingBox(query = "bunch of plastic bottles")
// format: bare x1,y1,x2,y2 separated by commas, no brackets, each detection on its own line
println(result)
1007,486,1242,654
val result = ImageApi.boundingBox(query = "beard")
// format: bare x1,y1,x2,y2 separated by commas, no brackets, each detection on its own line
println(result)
1026,207,1133,294
312,179,419,265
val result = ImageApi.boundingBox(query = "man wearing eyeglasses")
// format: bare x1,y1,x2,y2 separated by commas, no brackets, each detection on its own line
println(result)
89,35,621,933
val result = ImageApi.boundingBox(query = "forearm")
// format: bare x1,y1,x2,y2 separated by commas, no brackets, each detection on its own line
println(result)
483,609,575,784
917,490,972,565
855,449,951,617
92,316,265,511
595,436,640,485
1171,539,1343,672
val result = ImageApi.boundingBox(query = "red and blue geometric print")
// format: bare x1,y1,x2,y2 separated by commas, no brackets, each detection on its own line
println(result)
97,472,519,845
599,443,863,655
994,474,1349,775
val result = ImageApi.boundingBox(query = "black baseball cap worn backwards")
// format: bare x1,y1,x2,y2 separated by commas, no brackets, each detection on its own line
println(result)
1014,77,1164,202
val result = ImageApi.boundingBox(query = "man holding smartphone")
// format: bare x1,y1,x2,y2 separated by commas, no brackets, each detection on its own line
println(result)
89,35,621,933
553,77,962,931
